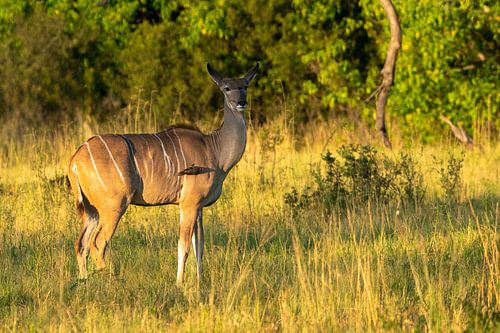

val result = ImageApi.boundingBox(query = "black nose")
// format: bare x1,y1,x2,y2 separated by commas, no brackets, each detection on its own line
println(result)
237,101,247,107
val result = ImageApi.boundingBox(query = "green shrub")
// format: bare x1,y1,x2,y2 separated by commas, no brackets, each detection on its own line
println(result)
284,144,425,214
436,152,464,202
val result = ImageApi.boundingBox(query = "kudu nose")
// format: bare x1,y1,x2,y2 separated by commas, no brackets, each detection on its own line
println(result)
237,101,247,108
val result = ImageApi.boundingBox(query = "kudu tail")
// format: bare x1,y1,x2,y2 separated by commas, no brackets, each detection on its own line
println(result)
68,164,85,220
75,191,86,221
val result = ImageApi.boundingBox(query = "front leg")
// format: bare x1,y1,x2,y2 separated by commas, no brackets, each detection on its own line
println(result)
191,209,204,278
177,204,199,285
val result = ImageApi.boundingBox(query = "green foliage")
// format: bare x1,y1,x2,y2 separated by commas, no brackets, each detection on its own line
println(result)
0,7,83,124
284,144,425,214
361,0,499,140
436,152,464,202
0,0,498,140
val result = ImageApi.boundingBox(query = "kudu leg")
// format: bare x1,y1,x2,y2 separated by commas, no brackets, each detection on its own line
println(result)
90,208,126,271
74,211,98,279
176,205,200,285
191,210,204,278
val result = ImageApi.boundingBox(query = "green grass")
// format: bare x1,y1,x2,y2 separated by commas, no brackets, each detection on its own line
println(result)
0,118,499,332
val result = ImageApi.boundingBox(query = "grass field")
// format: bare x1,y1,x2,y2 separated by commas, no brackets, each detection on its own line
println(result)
0,113,499,332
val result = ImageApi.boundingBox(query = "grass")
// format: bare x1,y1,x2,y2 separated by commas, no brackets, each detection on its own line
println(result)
0,111,499,332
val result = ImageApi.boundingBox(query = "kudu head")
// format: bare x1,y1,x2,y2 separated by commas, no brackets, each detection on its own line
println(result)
207,62,259,113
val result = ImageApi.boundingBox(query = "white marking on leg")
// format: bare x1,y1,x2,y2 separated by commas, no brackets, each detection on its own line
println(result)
177,242,185,283
84,142,107,192
177,240,187,283
191,232,197,259
191,219,198,267
82,218,98,253
98,136,125,185
79,217,99,278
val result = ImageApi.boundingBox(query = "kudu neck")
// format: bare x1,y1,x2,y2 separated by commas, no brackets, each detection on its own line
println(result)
211,100,247,172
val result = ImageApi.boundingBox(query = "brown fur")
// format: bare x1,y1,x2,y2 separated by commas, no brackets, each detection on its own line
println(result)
68,63,259,284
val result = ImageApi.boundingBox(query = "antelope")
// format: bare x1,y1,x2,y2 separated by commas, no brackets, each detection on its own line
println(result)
68,63,259,284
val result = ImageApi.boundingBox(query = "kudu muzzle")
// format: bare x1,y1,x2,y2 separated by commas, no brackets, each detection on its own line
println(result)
226,89,248,112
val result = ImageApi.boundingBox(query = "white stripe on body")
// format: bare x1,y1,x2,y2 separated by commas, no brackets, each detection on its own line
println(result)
84,142,107,192
172,130,187,169
153,133,175,178
165,132,179,174
72,163,78,174
118,135,142,178
165,132,180,172
142,138,150,181
148,145,155,185
165,131,181,189
132,155,141,177
98,136,125,185
172,130,188,185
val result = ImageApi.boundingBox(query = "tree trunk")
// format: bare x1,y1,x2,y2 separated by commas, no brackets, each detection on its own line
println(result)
376,0,402,148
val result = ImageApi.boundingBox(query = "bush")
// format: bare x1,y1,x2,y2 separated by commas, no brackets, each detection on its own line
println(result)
436,152,464,202
284,144,425,214
0,8,83,122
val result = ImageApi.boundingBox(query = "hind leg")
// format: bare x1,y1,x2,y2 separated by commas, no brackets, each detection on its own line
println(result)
74,210,98,279
191,209,204,279
90,206,127,271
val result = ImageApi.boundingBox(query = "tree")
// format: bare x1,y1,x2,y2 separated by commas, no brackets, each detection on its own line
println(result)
373,0,401,148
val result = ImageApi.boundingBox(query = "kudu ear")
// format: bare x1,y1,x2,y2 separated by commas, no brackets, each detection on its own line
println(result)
244,62,260,84
207,63,223,86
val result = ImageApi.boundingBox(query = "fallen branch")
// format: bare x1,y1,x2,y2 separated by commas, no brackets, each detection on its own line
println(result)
440,115,474,147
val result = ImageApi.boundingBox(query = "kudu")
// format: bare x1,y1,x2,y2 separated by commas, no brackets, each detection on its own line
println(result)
68,63,259,284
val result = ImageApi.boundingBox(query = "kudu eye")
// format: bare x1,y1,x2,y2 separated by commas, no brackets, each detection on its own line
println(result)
224,87,230,92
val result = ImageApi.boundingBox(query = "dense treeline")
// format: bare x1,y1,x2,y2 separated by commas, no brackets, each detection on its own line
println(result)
0,0,498,141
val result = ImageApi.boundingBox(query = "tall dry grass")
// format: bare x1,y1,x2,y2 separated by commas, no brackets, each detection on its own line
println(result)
0,101,499,331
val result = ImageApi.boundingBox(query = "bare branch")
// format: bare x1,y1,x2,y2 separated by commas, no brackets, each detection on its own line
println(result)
365,85,383,103
440,115,474,147
96,0,108,7
376,0,402,149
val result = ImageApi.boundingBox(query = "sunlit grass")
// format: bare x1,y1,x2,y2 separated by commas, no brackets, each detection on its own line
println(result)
0,112,499,331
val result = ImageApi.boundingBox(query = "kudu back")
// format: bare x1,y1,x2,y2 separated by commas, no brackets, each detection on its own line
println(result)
68,63,259,284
